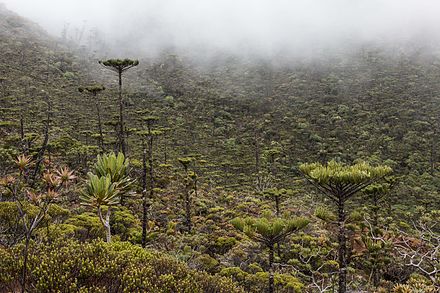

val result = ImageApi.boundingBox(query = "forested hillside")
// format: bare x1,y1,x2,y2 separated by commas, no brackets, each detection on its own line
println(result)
1,4,440,292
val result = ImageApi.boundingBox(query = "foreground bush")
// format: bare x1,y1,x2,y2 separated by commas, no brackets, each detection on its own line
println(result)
0,239,243,293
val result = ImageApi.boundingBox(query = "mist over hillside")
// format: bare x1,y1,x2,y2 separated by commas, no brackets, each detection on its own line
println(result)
2,0,440,60
1,2,440,293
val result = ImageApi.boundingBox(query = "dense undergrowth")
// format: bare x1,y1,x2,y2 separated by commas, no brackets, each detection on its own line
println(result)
0,239,242,293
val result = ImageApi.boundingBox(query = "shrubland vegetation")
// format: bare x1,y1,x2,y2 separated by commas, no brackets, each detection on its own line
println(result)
1,4,440,292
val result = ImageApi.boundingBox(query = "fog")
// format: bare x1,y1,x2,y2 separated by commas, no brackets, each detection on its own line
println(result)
2,0,440,59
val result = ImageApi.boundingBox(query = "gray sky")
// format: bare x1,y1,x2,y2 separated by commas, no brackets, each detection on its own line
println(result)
2,0,440,58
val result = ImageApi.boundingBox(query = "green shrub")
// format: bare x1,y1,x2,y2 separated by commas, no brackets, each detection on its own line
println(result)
64,212,105,241
219,267,303,293
111,207,141,242
1,239,243,292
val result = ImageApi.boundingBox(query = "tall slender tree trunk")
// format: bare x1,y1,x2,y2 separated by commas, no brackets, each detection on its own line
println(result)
31,96,51,184
94,96,104,151
255,132,260,174
184,167,192,233
118,71,125,206
164,143,167,163
142,133,155,247
148,134,154,220
193,176,198,199
372,194,380,288
20,113,26,154
0,79,5,98
275,197,280,217
372,268,380,289
141,141,148,248
21,235,30,293
185,189,192,232
118,70,126,156
429,136,436,175
338,198,347,293
268,244,274,293
275,197,281,257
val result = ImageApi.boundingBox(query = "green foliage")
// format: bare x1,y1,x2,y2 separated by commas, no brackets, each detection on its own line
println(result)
213,236,237,254
2,9,440,292
393,275,436,293
363,182,391,195
63,71,75,79
193,253,220,272
219,267,303,293
0,147,18,169
78,84,105,95
232,216,309,244
299,160,392,185
64,212,105,240
178,157,192,170
36,223,77,240
98,58,139,71
0,201,38,244
111,207,141,242
81,174,119,207
314,206,337,222
262,188,294,199
93,152,133,193
0,239,243,292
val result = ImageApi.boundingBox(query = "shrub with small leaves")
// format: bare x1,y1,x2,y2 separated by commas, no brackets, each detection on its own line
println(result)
1,239,244,292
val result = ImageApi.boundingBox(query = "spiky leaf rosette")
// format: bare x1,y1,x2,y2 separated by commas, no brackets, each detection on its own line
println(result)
80,174,120,207
93,152,133,194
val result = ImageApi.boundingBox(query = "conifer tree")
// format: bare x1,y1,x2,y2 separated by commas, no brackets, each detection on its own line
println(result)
262,188,294,217
262,188,295,257
232,215,309,293
98,59,139,156
299,160,392,293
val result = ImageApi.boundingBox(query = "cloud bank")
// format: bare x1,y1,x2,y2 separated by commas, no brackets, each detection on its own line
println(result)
2,0,440,58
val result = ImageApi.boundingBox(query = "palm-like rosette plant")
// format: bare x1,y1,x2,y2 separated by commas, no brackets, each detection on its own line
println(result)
80,174,120,208
93,152,133,194
55,166,76,187
15,154,32,171
81,173,120,242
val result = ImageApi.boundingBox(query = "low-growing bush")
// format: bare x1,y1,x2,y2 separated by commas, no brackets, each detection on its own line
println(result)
0,239,243,293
